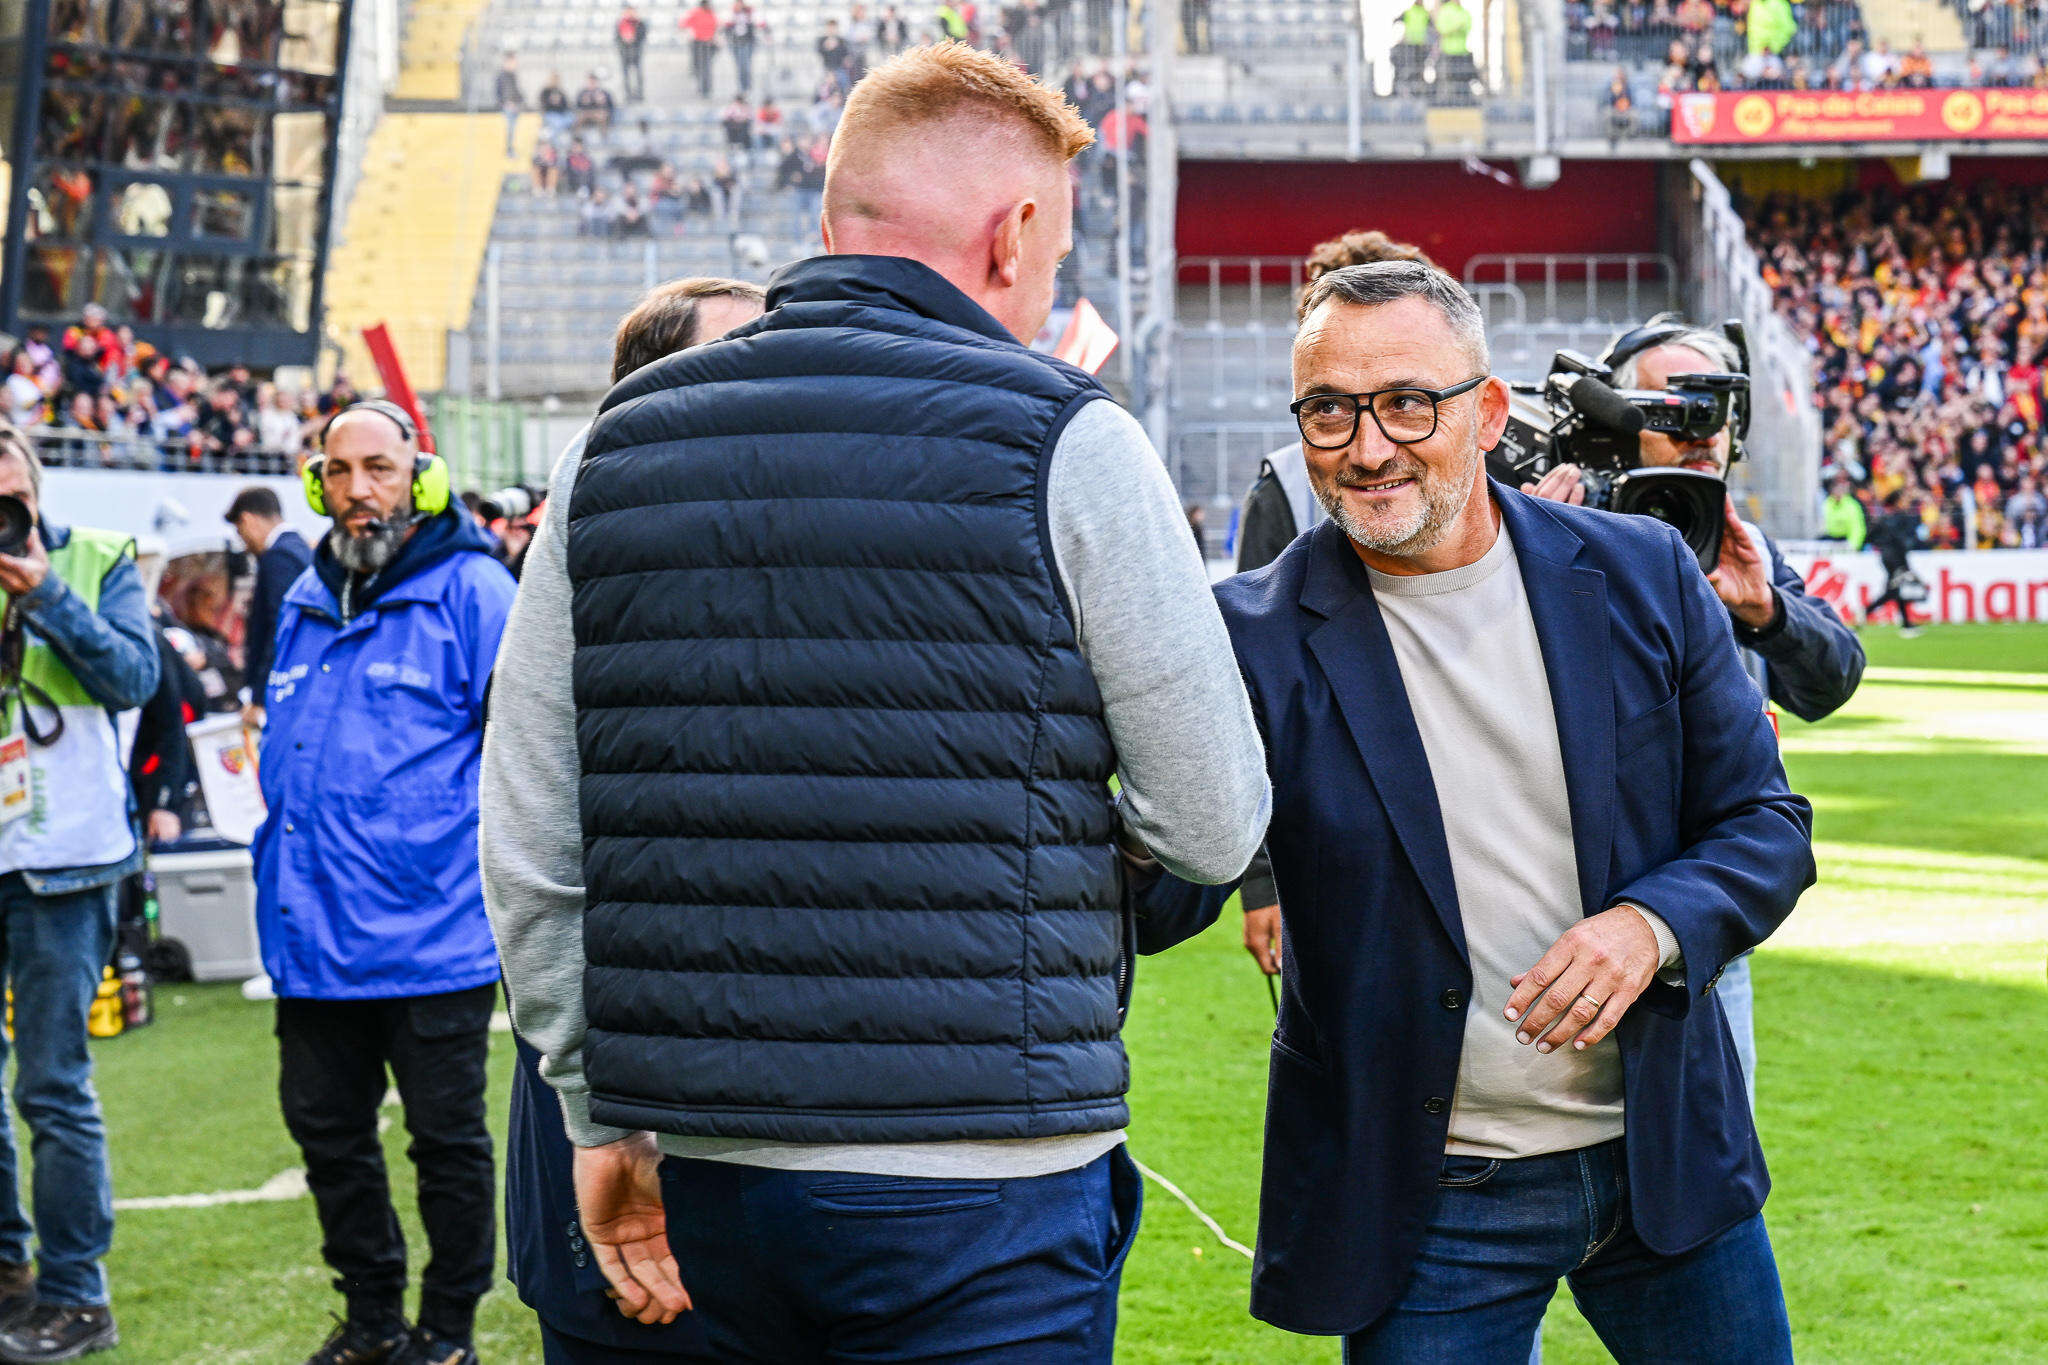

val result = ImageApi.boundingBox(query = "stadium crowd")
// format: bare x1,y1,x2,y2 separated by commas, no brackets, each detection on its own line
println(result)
1580,0,2048,139
3,303,355,473
497,4,1148,253
1750,180,2048,549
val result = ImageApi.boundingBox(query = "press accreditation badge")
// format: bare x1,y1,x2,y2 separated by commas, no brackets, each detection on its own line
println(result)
0,730,30,826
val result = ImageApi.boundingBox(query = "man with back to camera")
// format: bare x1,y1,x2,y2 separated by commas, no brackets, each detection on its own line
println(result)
0,426,158,1364
480,43,1270,1362
251,402,515,1365
494,275,765,1364
1521,316,1864,1094
224,485,312,730
1235,228,1437,983
1134,261,1815,1359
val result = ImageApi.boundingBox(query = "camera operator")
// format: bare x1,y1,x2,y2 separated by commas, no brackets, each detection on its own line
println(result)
0,425,158,1363
1522,320,1864,1095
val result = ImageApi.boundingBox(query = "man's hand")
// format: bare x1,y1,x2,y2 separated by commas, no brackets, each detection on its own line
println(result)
1707,496,1776,629
572,1131,692,1324
1520,464,1586,506
1502,905,1660,1054
146,810,182,846
241,702,266,729
0,530,51,598
1242,903,1282,975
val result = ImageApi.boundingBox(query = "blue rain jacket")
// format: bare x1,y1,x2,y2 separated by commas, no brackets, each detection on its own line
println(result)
251,511,515,999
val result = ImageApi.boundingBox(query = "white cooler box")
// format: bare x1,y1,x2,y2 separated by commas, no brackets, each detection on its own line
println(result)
151,846,263,983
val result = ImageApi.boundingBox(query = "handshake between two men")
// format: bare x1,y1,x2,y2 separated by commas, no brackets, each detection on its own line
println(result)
480,42,1819,1365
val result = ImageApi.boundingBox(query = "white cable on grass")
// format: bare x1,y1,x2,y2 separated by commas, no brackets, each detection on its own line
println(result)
116,1167,309,1211
1129,1155,1255,1260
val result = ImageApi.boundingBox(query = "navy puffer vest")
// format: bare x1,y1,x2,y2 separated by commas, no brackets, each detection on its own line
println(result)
567,256,1131,1142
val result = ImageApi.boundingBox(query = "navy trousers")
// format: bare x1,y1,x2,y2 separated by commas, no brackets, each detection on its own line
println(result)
543,1146,1141,1364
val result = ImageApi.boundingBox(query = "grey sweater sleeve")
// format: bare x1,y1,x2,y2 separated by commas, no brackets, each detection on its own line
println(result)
1047,399,1270,884
478,427,633,1148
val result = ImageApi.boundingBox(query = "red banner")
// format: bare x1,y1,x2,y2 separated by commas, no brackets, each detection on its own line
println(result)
1671,88,2048,145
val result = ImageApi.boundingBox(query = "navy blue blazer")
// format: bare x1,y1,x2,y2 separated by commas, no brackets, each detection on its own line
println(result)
1135,484,1815,1337
505,1038,710,1352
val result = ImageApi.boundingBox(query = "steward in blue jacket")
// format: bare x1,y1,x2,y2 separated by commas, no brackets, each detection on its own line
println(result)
250,403,514,1365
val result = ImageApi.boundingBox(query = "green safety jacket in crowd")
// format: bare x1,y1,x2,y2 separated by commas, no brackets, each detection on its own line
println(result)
0,526,144,884
1824,491,1868,550
1400,2,1431,46
1434,1,1472,58
936,4,967,39
1747,0,1797,56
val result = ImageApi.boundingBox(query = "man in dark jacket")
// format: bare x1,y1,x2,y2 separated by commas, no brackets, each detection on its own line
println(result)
225,485,310,728
482,44,1268,1362
1522,318,1864,1094
1864,491,1926,634
251,404,515,1365
1235,229,1437,980
1138,262,1812,1357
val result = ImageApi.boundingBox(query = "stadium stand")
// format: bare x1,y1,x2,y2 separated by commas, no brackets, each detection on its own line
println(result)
464,2,1149,397
324,111,537,393
1174,0,1541,157
1748,178,2048,548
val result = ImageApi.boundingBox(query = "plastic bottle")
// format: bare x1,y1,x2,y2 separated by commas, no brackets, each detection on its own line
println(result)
117,948,152,1030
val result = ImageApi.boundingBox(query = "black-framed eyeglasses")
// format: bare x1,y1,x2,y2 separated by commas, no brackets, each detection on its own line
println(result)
1289,375,1490,449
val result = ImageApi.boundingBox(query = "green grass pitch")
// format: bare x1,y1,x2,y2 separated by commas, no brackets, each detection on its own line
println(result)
64,623,2048,1361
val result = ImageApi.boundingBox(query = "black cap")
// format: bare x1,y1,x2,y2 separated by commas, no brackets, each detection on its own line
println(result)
224,486,283,522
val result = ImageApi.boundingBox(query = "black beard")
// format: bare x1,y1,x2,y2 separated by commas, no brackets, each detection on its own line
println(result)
328,517,409,575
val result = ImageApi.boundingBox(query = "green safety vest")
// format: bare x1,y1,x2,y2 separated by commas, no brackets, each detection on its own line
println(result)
1401,4,1431,46
937,5,967,39
0,526,140,876
1435,3,1472,57
1823,494,1867,551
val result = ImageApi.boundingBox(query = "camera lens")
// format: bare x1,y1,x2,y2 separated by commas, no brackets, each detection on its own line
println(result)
0,495,32,558
1610,470,1725,573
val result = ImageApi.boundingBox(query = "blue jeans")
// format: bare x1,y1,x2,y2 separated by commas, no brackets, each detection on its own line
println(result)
608,1146,1141,1363
1345,1139,1790,1364
0,876,117,1307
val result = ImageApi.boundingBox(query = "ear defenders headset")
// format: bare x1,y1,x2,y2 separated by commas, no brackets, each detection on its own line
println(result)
302,399,452,518
1597,312,1753,460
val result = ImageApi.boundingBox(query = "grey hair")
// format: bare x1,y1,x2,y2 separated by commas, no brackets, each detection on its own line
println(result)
1298,260,1491,371
1612,326,1742,388
0,425,43,501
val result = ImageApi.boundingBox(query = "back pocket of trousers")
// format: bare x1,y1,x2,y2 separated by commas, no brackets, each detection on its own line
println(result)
804,1179,1004,1217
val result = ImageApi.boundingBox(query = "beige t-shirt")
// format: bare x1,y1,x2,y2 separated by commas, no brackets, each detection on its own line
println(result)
1367,523,1670,1159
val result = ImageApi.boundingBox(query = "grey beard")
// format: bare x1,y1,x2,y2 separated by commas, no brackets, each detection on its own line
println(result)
1313,445,1478,559
328,517,409,575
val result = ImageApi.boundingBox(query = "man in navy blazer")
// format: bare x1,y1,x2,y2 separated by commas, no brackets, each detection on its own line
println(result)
1136,261,1814,1361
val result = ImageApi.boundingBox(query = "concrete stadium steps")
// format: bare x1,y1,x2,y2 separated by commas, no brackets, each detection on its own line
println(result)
325,112,534,392
398,0,497,102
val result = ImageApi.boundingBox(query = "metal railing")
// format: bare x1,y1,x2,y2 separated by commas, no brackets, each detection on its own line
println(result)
1462,253,1677,325
22,428,300,477
1679,160,1820,538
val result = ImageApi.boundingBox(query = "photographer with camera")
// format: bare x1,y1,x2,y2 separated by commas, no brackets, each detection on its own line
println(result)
0,426,159,1362
1520,318,1864,1095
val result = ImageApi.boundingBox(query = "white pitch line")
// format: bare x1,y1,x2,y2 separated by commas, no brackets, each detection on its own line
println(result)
115,1167,309,1211
1129,1156,1254,1260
